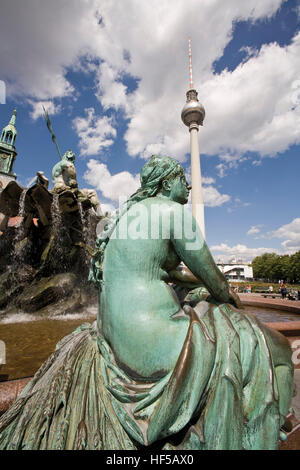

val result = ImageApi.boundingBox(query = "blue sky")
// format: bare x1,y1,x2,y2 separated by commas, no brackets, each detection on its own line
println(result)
0,0,299,262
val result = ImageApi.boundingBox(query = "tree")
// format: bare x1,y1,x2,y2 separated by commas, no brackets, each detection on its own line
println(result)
252,253,279,280
252,251,300,283
289,251,300,283
279,255,291,282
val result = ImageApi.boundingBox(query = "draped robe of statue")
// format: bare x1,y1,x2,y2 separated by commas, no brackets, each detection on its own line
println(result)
0,156,294,450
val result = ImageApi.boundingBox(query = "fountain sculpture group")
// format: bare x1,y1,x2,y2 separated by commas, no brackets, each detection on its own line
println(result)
0,155,294,450
0,150,104,317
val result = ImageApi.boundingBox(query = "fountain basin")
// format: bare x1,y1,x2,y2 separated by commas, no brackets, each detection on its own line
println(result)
0,303,300,449
240,294,300,371
1,300,300,382
240,293,300,314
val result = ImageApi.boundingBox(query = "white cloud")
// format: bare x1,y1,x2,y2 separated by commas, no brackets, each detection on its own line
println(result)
97,0,286,161
100,202,116,216
84,159,229,208
210,243,280,262
247,225,262,236
95,62,132,113
239,46,258,62
224,196,251,212
95,0,298,163
0,0,290,164
186,178,230,207
83,159,140,202
216,163,227,178
188,173,229,207
73,108,116,156
268,218,300,252
214,154,249,175
200,34,300,159
203,186,230,207
202,176,216,185
220,154,244,164
28,100,61,120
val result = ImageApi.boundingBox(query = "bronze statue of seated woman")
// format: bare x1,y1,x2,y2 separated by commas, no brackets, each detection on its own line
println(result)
0,155,294,450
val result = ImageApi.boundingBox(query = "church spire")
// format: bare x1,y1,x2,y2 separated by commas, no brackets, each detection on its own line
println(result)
0,108,18,182
9,108,17,127
1,108,17,147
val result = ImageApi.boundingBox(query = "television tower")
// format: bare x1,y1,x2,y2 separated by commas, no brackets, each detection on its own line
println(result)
181,38,206,239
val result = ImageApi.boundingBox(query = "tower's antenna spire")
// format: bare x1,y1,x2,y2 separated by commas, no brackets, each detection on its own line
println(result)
181,38,206,240
188,37,194,89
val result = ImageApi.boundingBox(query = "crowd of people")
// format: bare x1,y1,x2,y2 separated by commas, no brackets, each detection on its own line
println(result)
277,282,300,300
232,282,300,300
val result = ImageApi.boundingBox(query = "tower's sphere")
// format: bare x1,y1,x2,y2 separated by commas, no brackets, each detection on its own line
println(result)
181,99,205,127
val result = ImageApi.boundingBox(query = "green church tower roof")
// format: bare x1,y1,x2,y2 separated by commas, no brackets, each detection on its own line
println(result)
0,109,18,180
1,109,17,144
9,108,17,127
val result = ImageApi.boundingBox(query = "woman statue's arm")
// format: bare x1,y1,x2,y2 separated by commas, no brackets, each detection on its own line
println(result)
170,204,241,307
168,264,203,286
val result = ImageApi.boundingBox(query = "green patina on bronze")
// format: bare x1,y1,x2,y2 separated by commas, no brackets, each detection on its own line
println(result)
51,149,102,218
0,155,294,450
0,109,17,179
52,150,78,193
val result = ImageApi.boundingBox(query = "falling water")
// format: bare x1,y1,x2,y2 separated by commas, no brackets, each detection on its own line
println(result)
77,202,93,271
49,193,66,271
78,201,87,248
77,201,90,266
51,194,62,233
13,189,27,263
88,212,94,246
78,201,85,233
26,175,37,188
78,202,93,242
17,189,26,218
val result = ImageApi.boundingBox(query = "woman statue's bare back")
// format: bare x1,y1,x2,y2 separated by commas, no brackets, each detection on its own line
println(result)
102,190,235,379
102,198,190,379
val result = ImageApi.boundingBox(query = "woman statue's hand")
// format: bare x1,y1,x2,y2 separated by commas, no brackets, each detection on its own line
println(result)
228,288,244,309
168,266,203,287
